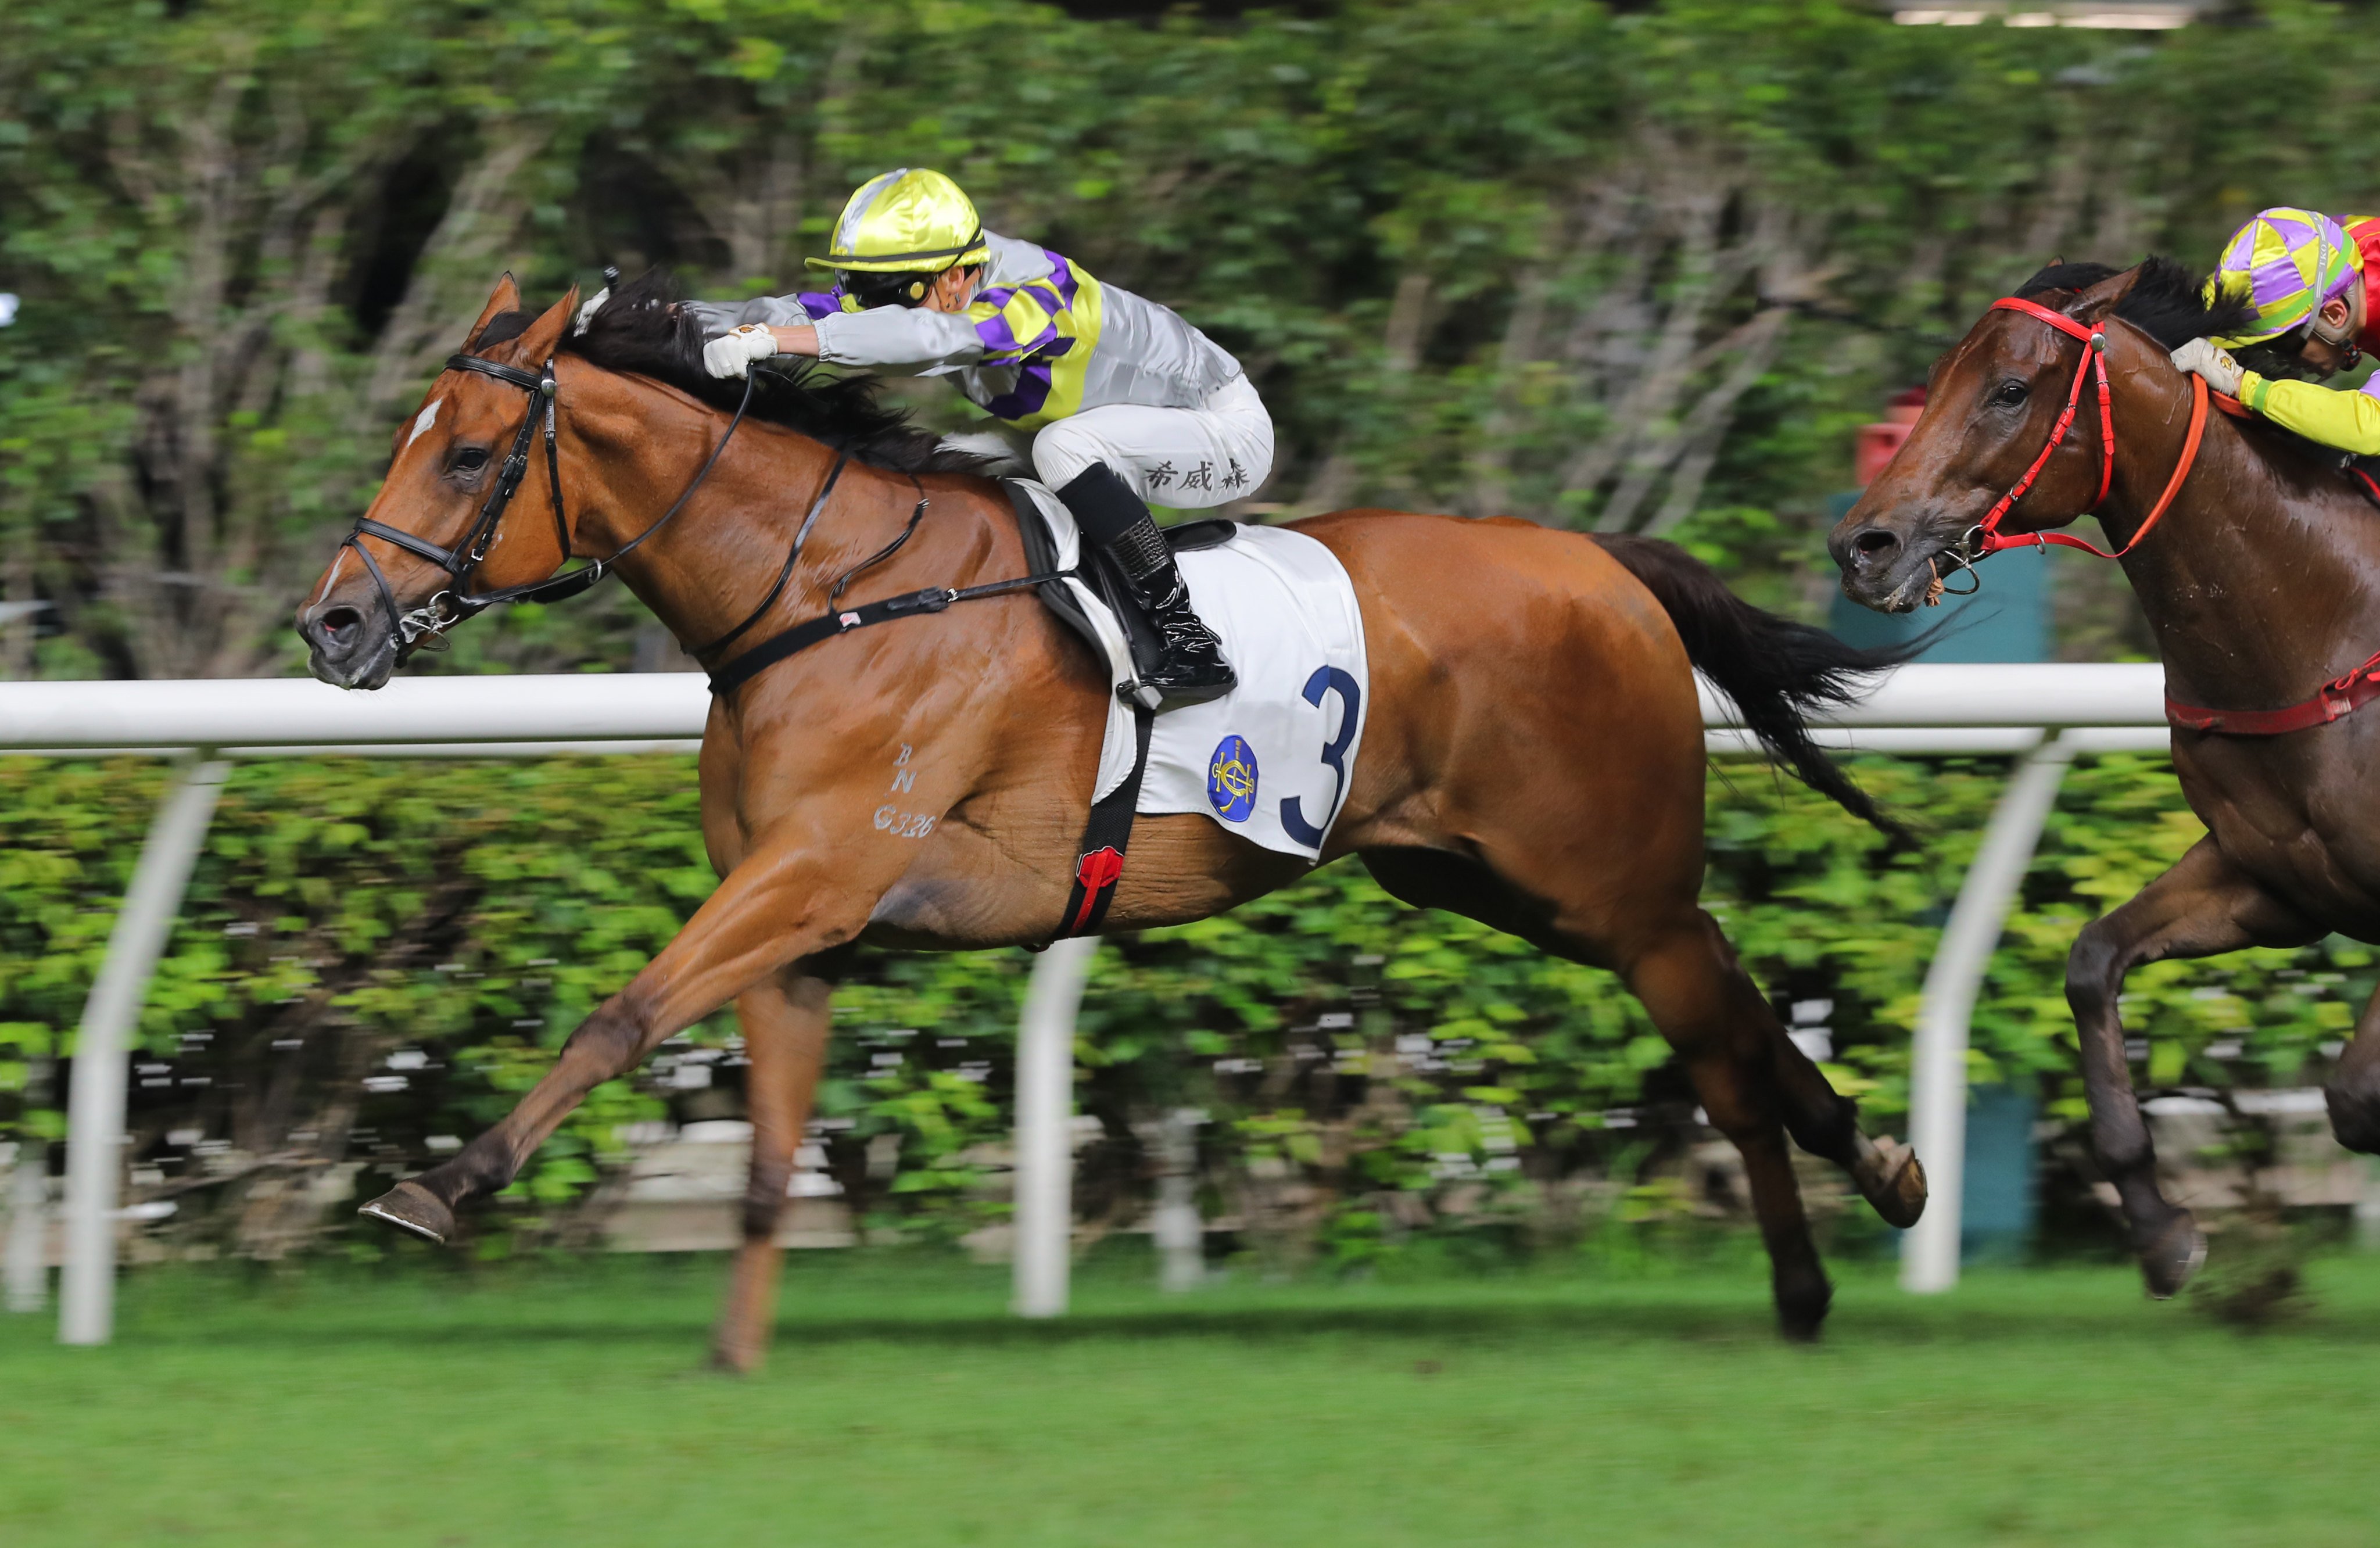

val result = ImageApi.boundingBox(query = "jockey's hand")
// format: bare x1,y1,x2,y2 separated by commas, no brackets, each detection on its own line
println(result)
2170,337,2246,397
702,324,780,379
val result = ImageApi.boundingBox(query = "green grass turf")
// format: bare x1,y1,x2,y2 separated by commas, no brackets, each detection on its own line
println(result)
2,1248,2377,1547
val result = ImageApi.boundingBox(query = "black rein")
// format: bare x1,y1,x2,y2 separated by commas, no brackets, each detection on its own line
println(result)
343,351,1069,694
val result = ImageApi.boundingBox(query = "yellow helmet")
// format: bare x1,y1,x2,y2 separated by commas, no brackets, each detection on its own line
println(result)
806,168,989,276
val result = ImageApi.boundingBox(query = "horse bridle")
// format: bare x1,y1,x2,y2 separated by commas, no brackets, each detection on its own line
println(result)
1936,296,2209,592
341,346,1070,700
342,352,761,653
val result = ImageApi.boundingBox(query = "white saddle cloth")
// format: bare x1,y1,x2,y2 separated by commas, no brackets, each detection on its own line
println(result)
1015,481,1371,862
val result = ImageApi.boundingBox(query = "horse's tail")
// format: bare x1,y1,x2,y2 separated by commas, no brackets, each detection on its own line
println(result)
1589,533,1919,842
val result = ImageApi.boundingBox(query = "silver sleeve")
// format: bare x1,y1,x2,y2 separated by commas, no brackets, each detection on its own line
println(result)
682,296,819,335
813,307,985,370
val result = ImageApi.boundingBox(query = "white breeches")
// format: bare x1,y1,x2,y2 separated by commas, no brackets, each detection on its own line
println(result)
1030,375,1274,509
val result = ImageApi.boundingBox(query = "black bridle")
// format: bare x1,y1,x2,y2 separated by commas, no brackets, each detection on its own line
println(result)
342,345,1073,697
342,351,761,654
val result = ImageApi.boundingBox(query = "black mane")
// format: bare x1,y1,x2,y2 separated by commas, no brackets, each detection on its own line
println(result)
536,268,995,475
2014,255,2260,352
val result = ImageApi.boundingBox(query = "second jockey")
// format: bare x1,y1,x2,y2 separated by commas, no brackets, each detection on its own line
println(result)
2171,206,2380,453
687,167,1266,710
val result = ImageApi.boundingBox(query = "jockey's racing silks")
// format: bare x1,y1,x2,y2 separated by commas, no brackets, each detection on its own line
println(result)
686,233,1242,432
2212,210,2380,457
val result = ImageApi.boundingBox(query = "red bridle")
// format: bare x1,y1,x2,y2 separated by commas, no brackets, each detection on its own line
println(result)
1971,295,2380,737
1963,296,2209,564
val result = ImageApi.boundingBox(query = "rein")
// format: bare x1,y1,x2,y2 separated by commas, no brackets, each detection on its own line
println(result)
1946,297,2209,586
349,352,1070,692
1965,299,2380,738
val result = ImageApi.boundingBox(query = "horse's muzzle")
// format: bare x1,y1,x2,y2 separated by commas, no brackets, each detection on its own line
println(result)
1829,519,1942,615
297,598,397,690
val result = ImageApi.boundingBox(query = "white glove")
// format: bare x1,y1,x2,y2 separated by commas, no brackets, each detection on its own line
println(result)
702,323,779,379
572,286,609,336
2170,336,2246,397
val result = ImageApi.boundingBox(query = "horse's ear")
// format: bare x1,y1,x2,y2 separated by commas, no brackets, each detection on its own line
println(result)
2069,267,2142,323
463,274,524,348
493,285,582,366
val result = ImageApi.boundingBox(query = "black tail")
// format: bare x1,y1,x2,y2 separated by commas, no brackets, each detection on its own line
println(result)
1590,534,1920,841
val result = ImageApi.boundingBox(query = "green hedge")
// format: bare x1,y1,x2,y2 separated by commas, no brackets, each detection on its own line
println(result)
1,750,2363,1259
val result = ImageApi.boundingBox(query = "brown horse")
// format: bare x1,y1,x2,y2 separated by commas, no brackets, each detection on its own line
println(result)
300,272,1924,1369
1831,256,2380,1296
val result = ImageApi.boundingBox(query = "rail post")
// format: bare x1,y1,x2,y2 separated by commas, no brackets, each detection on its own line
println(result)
1013,936,1096,1318
59,754,229,1346
1901,734,2075,1294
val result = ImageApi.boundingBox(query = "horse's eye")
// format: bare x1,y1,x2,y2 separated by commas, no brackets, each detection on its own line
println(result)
1994,381,2028,407
451,447,490,473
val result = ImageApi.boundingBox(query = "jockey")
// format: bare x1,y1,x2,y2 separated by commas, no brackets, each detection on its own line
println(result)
2171,206,2380,453
688,167,1266,710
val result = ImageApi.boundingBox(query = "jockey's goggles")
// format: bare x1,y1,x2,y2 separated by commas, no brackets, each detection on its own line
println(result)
839,268,936,309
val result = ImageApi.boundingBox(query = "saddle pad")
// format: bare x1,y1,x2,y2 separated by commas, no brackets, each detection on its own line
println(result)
1011,481,1371,861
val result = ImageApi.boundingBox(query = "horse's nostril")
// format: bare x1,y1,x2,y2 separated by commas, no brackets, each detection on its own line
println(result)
1853,528,1900,559
318,607,361,642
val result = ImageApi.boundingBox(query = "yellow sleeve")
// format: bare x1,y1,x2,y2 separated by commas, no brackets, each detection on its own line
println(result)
2239,371,2380,456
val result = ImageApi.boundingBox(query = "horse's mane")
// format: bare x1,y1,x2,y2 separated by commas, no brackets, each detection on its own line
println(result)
475,269,997,476
2013,255,2261,353
2018,255,2352,472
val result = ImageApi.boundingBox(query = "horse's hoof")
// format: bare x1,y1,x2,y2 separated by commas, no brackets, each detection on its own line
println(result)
1859,1144,1927,1230
708,1341,764,1377
2139,1212,2207,1300
358,1180,454,1245
1775,1273,1833,1343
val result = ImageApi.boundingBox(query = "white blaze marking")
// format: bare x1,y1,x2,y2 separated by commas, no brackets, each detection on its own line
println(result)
406,398,442,449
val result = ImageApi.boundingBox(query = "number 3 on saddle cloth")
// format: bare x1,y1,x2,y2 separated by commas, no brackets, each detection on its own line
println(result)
1005,481,1371,937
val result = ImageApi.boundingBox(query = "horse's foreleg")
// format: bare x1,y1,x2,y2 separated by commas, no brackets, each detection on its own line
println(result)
712,967,834,1374
2066,837,2316,1297
361,829,891,1244
2323,984,2380,1155
1621,908,1834,1340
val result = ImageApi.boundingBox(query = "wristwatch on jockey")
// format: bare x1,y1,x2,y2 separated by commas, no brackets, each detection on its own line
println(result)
715,167,1235,711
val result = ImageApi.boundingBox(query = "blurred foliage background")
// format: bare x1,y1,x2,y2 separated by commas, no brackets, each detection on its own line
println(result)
11,0,2380,678
9,0,2380,1264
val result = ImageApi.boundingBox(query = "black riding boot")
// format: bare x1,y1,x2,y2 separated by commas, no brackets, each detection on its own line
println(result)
1057,463,1235,711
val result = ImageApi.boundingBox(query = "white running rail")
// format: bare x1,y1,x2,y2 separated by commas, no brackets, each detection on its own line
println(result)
0,664,2174,1339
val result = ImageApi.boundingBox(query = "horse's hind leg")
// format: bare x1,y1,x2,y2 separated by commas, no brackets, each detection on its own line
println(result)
2067,837,2317,1296
1367,849,1841,1338
1763,1016,1926,1228
712,967,834,1375
1616,908,1836,1339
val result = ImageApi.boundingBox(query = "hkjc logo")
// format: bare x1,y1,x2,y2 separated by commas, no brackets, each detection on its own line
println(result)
1206,734,1257,823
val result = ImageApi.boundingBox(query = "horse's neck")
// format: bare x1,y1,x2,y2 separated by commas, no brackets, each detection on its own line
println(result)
2112,414,2380,703
571,390,1004,659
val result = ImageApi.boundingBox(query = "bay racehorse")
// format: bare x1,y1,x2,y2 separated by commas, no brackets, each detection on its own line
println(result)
301,272,1924,1368
1831,256,2380,1296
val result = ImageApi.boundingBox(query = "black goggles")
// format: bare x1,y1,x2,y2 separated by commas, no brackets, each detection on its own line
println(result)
838,269,936,309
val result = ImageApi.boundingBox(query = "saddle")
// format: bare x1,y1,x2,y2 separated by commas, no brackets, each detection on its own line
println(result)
1002,479,1237,938
1005,481,1236,699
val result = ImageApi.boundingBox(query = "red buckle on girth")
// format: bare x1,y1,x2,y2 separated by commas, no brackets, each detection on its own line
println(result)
1066,846,1126,935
